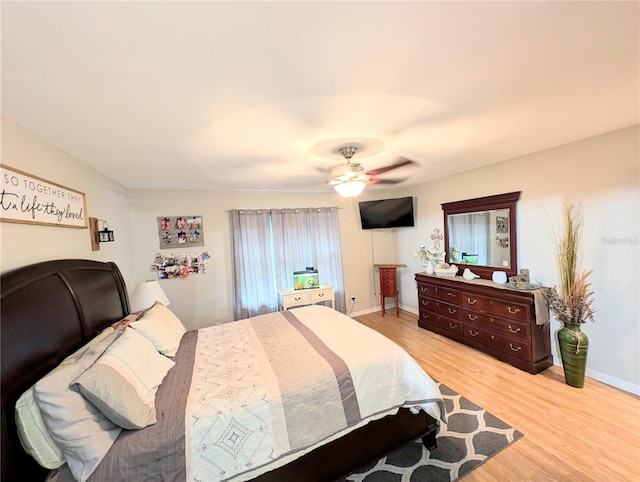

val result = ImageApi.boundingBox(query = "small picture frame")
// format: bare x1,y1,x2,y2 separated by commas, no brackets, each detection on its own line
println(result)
496,216,509,233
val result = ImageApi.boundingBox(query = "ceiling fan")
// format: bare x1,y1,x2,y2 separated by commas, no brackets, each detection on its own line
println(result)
328,145,417,197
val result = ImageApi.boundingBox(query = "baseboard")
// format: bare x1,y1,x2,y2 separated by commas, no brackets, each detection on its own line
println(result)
402,305,418,315
349,306,386,317
368,305,640,396
552,356,640,396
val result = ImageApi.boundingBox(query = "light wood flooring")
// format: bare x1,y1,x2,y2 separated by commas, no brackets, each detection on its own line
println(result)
353,309,640,481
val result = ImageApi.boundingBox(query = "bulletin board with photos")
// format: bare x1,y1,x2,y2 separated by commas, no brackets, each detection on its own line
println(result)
151,252,210,279
157,215,204,249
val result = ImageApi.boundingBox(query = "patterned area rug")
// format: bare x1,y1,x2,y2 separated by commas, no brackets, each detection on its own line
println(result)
341,382,524,482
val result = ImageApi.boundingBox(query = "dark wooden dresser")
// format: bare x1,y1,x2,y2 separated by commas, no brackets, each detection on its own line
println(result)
415,273,552,374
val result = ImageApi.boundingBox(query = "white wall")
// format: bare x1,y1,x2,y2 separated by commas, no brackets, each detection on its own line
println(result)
127,190,398,329
0,118,136,288
396,125,639,394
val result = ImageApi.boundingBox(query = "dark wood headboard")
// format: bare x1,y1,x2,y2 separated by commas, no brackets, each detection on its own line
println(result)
1,259,130,482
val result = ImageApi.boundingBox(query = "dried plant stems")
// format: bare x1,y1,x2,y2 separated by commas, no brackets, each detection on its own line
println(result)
546,203,596,324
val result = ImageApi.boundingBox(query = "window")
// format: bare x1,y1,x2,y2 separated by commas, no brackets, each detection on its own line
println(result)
230,207,345,319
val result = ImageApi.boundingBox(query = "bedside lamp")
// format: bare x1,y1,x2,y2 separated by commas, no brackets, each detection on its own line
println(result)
130,279,170,312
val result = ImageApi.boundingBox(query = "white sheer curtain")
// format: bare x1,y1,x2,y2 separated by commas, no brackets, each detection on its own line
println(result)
230,207,346,319
308,208,346,313
448,212,491,264
231,209,277,318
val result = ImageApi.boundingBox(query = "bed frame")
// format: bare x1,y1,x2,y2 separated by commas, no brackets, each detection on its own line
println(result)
1,259,437,482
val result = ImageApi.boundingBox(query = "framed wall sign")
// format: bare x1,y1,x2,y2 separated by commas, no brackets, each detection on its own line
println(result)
0,164,87,228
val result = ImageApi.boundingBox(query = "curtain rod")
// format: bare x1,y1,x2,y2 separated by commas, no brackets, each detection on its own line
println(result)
225,207,343,212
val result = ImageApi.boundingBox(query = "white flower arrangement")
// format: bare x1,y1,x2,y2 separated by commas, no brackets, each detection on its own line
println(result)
449,245,460,262
414,245,445,264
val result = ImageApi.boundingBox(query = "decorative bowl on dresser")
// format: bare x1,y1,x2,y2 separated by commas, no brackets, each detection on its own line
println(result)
415,273,552,374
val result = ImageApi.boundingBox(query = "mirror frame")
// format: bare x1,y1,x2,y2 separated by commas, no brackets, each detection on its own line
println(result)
442,191,521,280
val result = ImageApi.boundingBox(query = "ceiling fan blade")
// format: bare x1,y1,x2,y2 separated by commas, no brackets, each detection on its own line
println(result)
369,178,403,185
366,157,417,176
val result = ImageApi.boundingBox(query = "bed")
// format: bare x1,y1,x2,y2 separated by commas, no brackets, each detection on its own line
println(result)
1,259,444,482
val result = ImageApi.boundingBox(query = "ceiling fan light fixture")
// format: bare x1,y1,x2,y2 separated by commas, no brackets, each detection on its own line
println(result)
337,145,358,160
334,180,367,198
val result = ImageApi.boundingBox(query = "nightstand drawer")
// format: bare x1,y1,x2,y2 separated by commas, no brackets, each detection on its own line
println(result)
283,292,310,304
310,289,332,302
278,284,335,310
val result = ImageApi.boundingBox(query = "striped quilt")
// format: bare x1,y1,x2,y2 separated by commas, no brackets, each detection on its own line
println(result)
80,305,445,482
187,306,445,481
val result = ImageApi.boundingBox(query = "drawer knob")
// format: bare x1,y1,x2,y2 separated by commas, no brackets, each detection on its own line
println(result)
446,292,455,297
507,306,520,314
508,325,521,334
509,344,522,352
448,308,457,315
318,293,324,298
469,330,478,337
420,287,427,292
294,297,301,301
468,314,478,321
467,298,478,305
449,323,457,329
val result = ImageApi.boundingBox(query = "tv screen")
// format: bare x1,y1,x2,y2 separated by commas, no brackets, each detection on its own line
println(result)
358,196,415,230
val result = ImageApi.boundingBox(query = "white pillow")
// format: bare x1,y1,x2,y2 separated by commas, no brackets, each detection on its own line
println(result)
34,332,122,482
130,302,186,356
74,328,175,430
15,326,116,469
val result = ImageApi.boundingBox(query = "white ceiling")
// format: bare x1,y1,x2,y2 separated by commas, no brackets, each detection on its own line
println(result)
2,1,638,193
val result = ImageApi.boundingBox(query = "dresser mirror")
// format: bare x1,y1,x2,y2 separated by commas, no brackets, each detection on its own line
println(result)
442,191,521,280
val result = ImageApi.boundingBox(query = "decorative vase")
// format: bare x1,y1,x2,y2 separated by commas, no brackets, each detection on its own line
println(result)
557,323,589,388
425,261,434,274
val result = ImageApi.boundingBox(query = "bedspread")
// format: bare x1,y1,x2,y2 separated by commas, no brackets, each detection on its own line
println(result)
188,306,445,481
79,305,444,482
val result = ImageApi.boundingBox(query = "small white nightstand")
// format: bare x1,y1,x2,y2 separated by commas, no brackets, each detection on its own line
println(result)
277,284,335,311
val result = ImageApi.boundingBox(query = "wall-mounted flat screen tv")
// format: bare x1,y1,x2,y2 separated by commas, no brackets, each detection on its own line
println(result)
358,196,415,230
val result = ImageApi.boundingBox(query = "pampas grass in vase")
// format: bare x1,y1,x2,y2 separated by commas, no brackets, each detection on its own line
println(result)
545,203,595,387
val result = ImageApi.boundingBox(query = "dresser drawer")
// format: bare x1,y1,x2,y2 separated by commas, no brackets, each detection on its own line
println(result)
419,299,462,320
431,300,462,321
462,292,529,322
463,310,530,341
463,326,531,361
440,287,461,305
418,283,439,299
419,311,463,337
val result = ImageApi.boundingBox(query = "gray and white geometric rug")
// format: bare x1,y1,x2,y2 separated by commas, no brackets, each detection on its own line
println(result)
341,382,524,482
